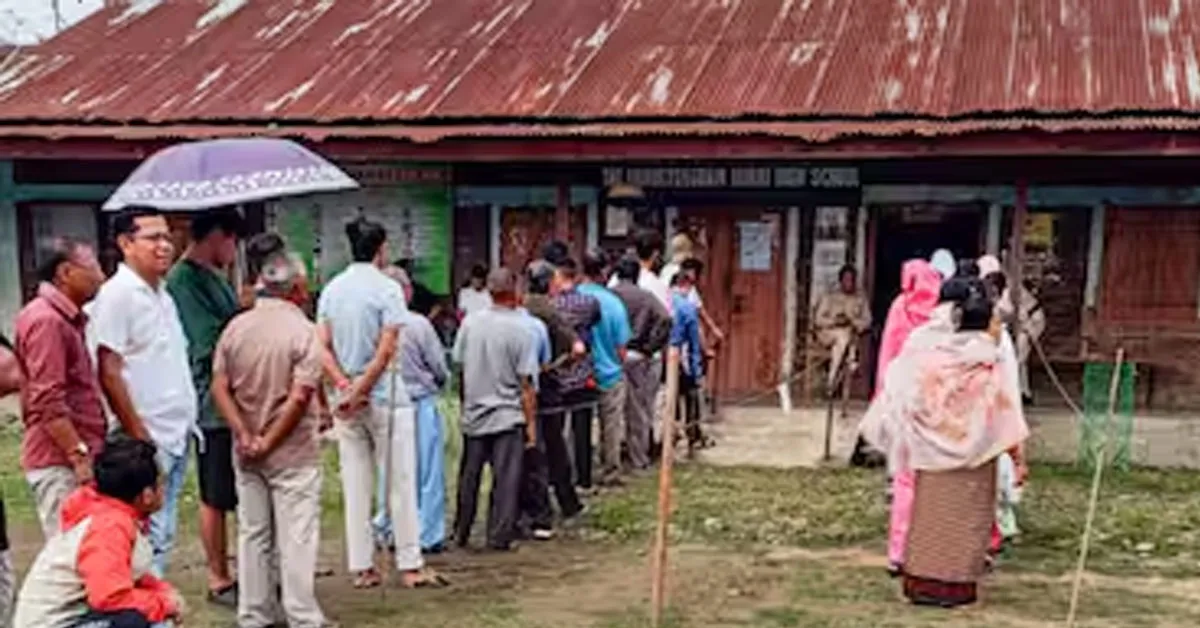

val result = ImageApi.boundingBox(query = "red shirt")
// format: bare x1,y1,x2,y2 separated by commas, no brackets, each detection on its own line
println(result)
15,283,106,471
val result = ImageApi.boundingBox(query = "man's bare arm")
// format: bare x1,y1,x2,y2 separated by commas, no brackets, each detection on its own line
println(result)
211,371,250,445
316,322,351,390
350,325,400,399
699,306,724,344
97,347,149,441
520,377,537,447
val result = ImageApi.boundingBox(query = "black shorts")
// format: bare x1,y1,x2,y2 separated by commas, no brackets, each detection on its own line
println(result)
195,428,237,512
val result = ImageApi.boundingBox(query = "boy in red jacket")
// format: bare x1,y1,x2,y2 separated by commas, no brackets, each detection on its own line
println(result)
15,438,183,628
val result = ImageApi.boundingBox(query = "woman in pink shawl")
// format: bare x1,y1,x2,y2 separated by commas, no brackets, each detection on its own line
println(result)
862,277,1029,607
876,260,943,394
859,260,942,573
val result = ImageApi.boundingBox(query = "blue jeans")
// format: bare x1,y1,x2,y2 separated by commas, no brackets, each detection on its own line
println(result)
373,396,445,550
149,447,188,577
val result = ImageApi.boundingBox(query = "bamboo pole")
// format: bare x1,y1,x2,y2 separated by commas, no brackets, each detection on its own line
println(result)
651,347,682,627
1009,179,1028,342
1065,348,1125,627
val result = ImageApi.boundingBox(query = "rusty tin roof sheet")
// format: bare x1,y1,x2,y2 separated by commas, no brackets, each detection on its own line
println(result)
1,0,1199,140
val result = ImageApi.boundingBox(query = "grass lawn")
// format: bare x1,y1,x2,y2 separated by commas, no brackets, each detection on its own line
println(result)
1,405,1198,627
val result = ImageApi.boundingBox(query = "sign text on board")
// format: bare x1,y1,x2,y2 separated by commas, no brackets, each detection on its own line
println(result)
602,166,859,189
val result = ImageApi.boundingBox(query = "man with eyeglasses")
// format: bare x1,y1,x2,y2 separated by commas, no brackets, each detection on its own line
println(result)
89,207,197,578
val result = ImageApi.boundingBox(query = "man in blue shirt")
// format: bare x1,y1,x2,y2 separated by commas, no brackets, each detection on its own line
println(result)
317,218,442,589
669,267,710,456
577,249,632,486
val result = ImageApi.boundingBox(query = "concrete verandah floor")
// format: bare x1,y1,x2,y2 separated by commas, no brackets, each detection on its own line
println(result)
696,402,1200,470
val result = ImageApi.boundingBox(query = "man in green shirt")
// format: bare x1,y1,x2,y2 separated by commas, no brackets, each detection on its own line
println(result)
165,207,243,608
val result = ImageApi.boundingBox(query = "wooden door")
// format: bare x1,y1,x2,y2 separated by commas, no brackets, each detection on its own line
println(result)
678,207,785,398
499,205,588,274
499,206,554,275
1101,207,1200,323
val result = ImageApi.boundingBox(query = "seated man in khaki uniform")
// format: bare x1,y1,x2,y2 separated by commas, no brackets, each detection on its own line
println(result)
814,265,872,393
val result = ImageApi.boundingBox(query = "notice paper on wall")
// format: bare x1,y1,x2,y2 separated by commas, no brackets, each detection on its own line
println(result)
737,220,773,271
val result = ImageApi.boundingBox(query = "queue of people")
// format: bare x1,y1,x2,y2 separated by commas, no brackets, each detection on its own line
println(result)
0,194,1049,622
0,205,726,627
860,249,1033,608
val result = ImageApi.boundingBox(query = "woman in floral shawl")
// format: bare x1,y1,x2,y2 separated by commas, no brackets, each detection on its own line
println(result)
861,277,1029,607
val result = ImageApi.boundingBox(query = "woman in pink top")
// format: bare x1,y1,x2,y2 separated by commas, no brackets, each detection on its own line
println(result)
866,259,942,575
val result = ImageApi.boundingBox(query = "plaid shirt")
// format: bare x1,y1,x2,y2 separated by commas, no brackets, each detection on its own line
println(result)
546,287,601,396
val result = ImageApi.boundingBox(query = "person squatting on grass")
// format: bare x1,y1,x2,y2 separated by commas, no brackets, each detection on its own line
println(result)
15,437,185,628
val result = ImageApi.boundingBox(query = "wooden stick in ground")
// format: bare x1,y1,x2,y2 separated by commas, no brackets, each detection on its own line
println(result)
1065,348,1125,628
651,347,682,628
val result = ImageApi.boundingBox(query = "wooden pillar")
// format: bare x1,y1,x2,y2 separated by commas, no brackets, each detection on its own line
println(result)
1009,180,1028,341
780,205,801,413
854,206,867,291
555,181,570,241
488,203,501,270
1084,204,1106,309
986,203,1002,254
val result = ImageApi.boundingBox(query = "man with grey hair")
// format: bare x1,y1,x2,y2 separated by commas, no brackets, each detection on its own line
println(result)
211,235,329,628
452,267,539,551
372,265,450,554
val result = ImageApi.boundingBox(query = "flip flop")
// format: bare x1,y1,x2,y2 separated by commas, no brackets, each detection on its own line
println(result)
401,570,450,589
206,582,238,608
353,569,382,589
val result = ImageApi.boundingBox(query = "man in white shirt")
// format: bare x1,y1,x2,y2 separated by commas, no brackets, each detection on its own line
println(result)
90,207,197,577
608,229,672,314
457,263,492,319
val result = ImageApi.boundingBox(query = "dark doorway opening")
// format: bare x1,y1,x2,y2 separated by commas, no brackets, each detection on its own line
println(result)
868,202,987,387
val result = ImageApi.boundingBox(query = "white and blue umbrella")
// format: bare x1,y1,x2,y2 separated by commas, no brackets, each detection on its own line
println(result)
103,137,358,212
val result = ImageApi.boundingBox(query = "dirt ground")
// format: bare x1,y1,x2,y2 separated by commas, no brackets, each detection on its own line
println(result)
2,460,1195,628
3,400,1200,626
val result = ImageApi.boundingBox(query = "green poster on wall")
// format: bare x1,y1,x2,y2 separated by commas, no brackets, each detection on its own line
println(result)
276,202,317,281
312,185,452,294
269,165,452,294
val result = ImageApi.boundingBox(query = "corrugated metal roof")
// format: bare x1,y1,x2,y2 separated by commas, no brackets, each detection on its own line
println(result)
1,0,1200,136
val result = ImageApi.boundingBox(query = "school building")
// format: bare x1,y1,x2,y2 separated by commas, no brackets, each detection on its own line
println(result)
2,0,1200,408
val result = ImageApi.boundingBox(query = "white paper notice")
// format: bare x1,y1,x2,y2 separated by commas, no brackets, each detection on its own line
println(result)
738,220,773,271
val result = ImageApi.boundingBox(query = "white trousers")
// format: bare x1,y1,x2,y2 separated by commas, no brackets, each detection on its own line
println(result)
337,404,422,572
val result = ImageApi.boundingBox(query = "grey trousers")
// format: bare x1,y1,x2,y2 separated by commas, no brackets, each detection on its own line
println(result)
236,465,325,628
598,378,628,479
624,357,659,470
454,428,524,550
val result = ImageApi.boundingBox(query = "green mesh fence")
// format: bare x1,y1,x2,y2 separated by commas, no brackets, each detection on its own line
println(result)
1079,361,1136,472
